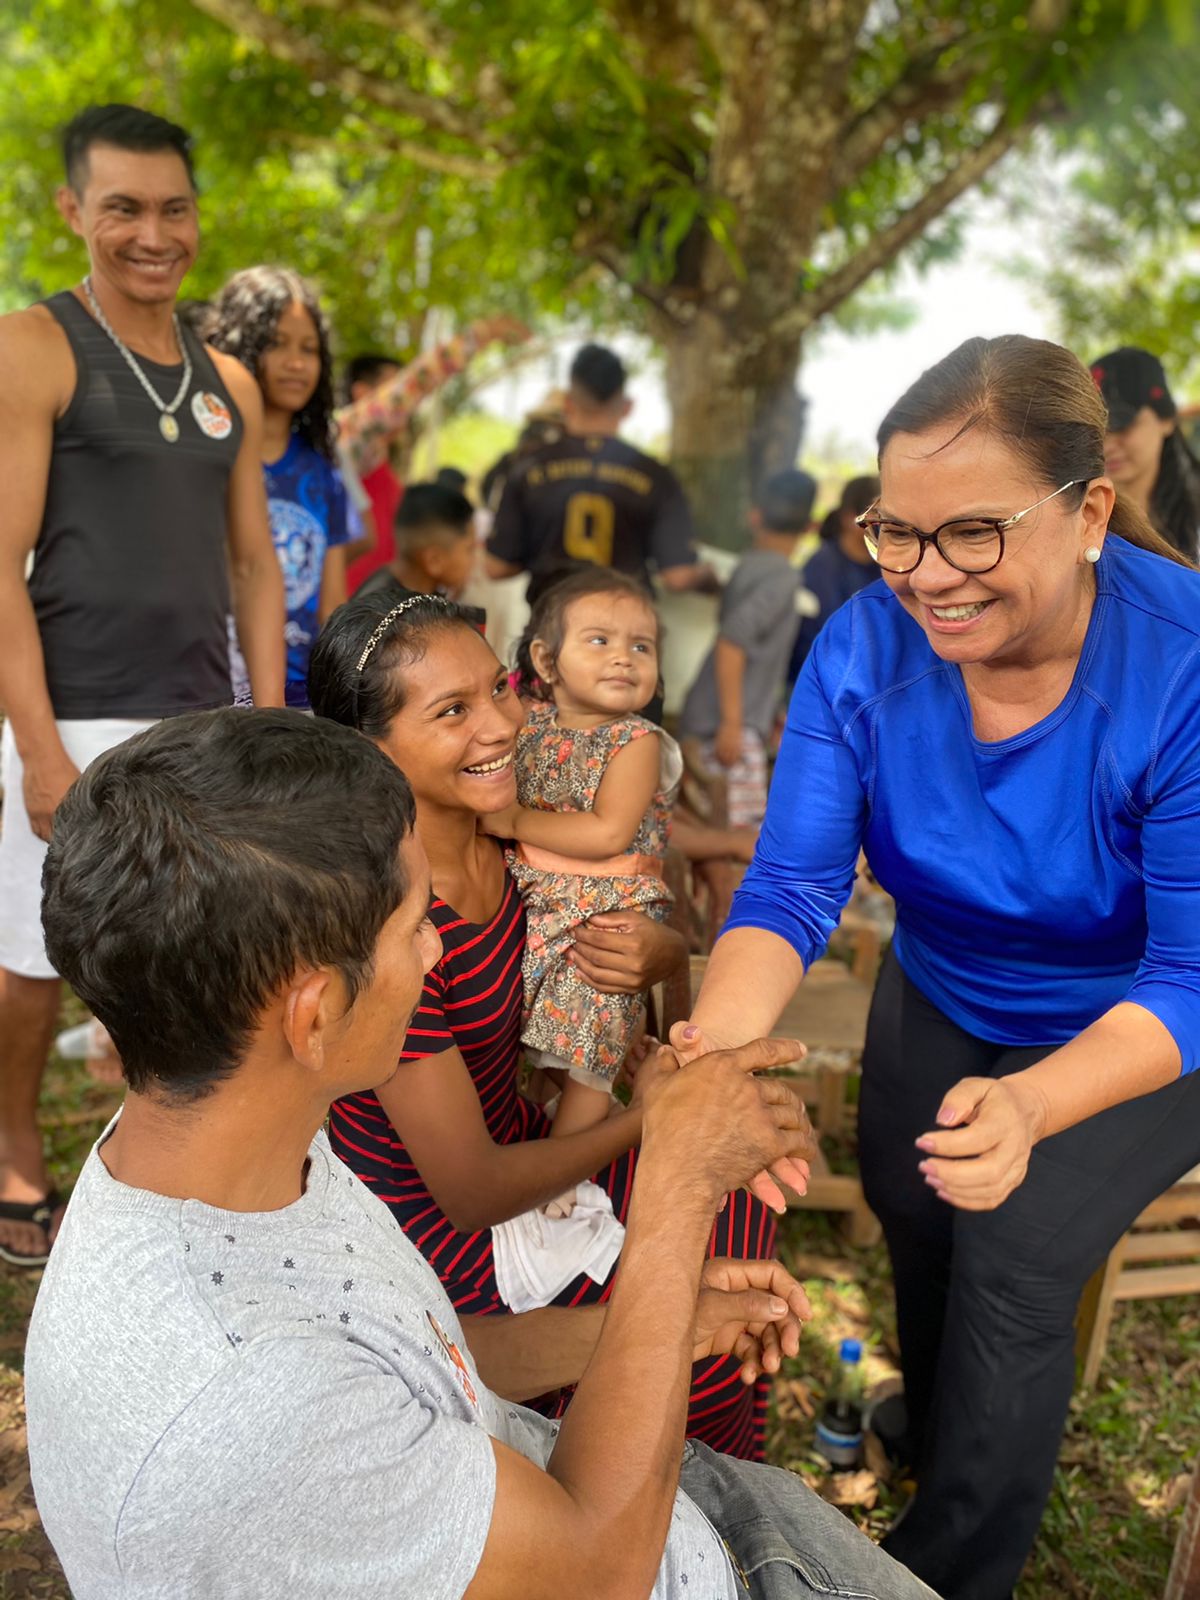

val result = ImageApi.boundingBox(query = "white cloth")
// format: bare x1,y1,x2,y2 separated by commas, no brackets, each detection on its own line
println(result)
491,1181,625,1313
0,718,155,979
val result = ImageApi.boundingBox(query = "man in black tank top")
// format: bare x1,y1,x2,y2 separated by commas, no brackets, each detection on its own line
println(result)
0,105,285,1264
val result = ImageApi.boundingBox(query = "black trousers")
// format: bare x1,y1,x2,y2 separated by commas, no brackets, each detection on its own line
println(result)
858,950,1200,1600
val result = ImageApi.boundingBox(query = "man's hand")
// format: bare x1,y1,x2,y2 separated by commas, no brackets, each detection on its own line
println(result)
694,1258,812,1382
570,910,684,994
713,722,743,769
915,1074,1049,1210
668,1022,811,1212
23,747,80,842
640,1036,815,1216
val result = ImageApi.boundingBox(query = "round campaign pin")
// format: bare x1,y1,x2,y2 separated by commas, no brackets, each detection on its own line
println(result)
192,390,233,440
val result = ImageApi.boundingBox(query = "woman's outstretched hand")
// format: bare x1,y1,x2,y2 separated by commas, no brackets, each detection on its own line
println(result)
666,1022,812,1213
915,1074,1050,1210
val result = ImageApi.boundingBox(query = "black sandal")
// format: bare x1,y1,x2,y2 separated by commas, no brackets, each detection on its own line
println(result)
0,1187,62,1268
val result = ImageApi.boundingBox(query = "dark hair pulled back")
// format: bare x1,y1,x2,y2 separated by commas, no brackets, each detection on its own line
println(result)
1150,428,1200,558
819,474,880,542
876,335,1193,569
308,591,480,737
513,568,660,701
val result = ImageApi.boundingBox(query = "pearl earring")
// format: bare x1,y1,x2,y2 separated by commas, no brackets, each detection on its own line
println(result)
1084,547,1102,564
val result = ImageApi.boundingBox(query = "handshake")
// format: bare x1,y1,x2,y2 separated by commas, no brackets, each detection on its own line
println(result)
631,1023,816,1218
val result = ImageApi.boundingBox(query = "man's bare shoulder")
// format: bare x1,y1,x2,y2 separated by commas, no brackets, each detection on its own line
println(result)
0,304,76,415
205,345,260,421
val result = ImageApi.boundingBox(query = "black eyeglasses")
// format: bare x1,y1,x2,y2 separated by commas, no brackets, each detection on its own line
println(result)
856,480,1084,575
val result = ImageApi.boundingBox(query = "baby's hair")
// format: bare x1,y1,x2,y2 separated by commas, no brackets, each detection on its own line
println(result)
513,567,659,702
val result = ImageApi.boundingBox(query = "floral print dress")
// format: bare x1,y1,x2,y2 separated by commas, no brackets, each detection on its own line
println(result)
508,703,680,1086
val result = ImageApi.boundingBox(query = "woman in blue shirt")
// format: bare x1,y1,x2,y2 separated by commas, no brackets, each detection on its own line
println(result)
210,267,359,708
675,335,1200,1600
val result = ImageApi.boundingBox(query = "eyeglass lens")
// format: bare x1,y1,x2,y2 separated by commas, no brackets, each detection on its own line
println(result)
865,520,1003,574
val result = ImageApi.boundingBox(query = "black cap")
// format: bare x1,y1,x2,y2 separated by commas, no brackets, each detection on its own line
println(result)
1089,347,1175,432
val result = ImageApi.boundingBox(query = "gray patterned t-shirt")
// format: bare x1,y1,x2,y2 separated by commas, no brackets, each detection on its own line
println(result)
25,1128,736,1599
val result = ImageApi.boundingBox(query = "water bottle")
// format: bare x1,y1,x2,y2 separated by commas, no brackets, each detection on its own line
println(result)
815,1338,865,1468
54,1019,114,1060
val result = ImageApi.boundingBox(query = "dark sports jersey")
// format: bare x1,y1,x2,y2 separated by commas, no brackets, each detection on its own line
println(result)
31,291,242,718
487,432,697,603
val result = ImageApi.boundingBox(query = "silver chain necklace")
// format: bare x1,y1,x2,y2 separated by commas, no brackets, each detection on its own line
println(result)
82,277,192,442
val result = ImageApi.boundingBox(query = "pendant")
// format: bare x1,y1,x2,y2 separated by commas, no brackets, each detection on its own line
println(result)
160,414,180,443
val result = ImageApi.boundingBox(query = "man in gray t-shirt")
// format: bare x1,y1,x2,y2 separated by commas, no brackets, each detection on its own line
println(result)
25,708,935,1600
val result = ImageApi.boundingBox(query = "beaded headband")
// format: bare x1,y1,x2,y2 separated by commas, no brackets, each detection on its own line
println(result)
355,593,452,674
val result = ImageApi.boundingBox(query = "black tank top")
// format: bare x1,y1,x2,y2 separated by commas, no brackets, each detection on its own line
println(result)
30,290,243,718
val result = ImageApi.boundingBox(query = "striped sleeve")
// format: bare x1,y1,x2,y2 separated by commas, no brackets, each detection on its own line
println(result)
400,966,455,1061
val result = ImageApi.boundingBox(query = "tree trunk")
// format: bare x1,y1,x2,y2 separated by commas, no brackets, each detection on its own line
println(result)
659,305,807,549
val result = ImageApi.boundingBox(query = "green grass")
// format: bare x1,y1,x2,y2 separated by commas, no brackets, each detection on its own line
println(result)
0,1010,1194,1596
766,1207,1196,1597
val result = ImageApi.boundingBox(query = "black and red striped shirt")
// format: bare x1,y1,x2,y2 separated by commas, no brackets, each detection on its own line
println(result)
329,867,776,1458
329,875,555,1301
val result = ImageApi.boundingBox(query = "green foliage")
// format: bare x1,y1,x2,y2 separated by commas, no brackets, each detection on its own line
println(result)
0,0,1194,405
1005,35,1200,392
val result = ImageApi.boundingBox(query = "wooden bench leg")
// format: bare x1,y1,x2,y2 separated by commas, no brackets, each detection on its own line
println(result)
1075,1241,1126,1390
1165,1463,1200,1600
842,1194,882,1249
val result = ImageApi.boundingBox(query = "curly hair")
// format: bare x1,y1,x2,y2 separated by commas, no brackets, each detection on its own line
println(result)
208,266,336,460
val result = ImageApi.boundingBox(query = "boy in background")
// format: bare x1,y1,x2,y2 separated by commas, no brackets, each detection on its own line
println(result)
678,470,817,827
352,482,483,624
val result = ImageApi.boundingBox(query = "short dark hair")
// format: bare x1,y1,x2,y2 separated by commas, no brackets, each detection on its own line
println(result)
435,465,470,496
394,482,475,553
513,567,659,700
42,710,416,1102
569,343,627,406
757,469,818,532
308,592,480,738
343,353,400,403
62,104,195,196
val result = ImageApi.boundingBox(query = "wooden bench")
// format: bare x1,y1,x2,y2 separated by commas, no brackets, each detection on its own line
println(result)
1075,1178,1200,1389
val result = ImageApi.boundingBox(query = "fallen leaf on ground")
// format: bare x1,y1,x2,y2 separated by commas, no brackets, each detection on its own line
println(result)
820,1469,878,1509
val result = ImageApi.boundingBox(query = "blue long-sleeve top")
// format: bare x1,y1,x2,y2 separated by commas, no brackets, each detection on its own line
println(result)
727,536,1200,1071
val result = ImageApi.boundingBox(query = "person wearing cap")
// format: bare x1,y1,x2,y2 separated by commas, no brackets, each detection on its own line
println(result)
1090,346,1200,558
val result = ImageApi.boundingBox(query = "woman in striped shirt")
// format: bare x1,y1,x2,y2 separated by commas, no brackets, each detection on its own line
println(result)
308,589,781,1459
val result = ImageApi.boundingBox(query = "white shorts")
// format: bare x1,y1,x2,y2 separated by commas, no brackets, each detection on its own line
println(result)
0,718,156,980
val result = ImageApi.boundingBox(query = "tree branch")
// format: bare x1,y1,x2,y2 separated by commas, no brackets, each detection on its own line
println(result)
588,241,691,328
298,0,452,65
600,0,706,86
288,131,507,183
187,0,513,152
832,41,976,194
832,0,1077,197
770,114,1026,346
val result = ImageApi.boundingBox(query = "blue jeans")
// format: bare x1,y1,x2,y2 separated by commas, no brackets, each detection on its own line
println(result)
679,1440,940,1598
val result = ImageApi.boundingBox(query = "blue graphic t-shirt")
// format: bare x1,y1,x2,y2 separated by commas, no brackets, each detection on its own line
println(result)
231,434,354,709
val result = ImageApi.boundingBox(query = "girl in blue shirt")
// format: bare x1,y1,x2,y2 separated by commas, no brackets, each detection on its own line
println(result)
211,267,360,709
675,335,1200,1600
